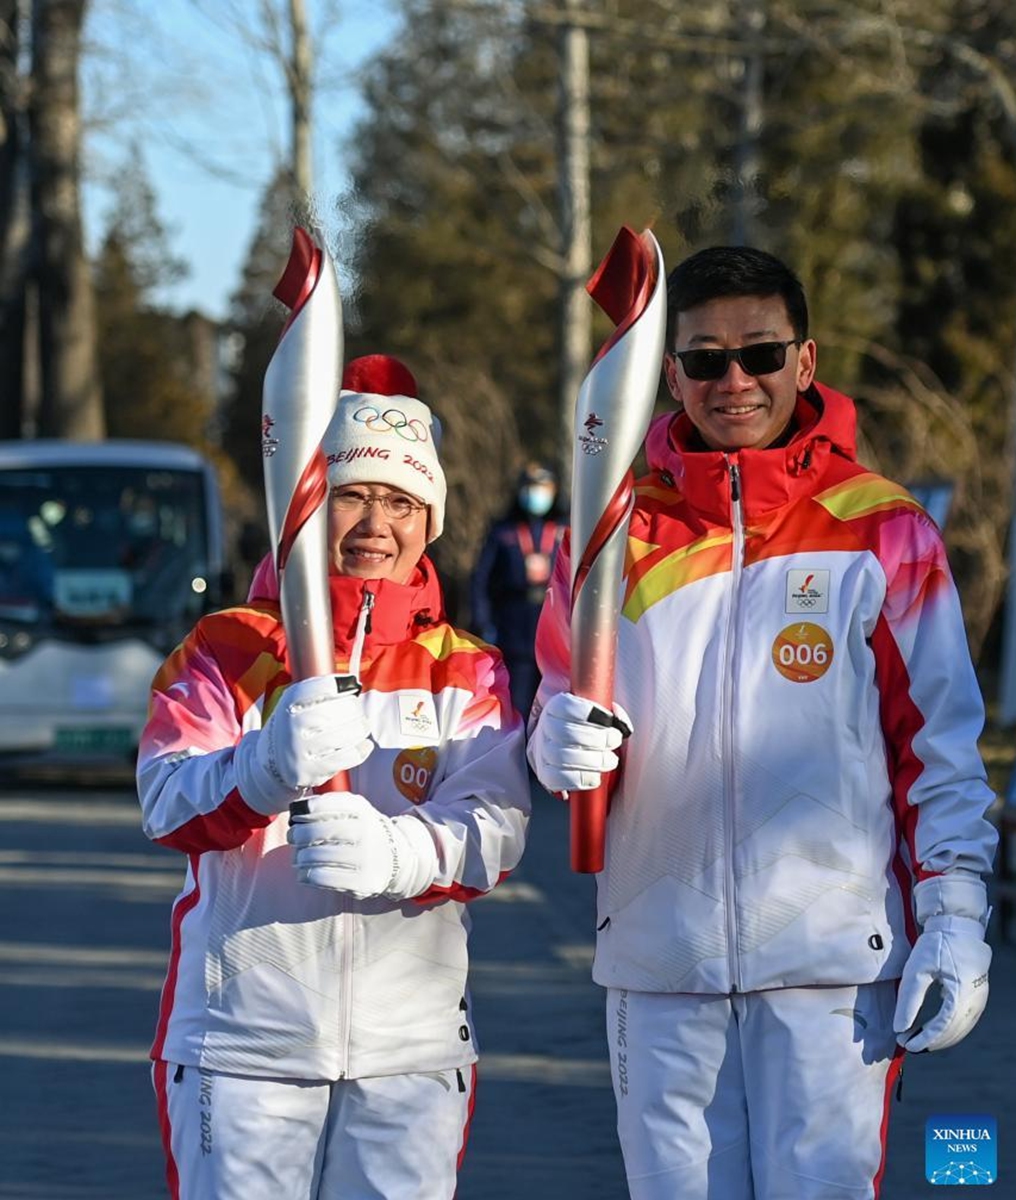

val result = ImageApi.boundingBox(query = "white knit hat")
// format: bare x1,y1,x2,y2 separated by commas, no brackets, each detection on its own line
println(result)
324,355,447,541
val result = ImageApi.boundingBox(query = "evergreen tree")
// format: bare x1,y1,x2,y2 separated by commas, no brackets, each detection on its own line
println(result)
94,149,206,445
885,0,1016,654
338,0,1016,641
342,2,717,587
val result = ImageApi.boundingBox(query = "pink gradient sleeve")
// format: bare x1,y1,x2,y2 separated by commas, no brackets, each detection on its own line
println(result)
137,628,272,853
531,532,574,719
873,511,996,881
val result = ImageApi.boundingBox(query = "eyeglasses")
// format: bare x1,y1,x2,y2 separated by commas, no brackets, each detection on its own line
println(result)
330,489,426,521
671,339,802,382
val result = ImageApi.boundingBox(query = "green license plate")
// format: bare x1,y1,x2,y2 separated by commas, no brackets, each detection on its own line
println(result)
54,727,135,754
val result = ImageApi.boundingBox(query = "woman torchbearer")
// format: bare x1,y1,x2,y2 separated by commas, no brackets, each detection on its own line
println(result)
137,247,530,1197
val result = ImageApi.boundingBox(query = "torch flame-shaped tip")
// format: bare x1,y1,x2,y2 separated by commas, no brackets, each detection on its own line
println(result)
273,227,323,336
586,226,660,364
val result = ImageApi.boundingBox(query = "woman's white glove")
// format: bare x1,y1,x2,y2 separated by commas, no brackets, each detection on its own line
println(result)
527,691,633,795
894,872,992,1053
234,675,373,815
287,792,439,900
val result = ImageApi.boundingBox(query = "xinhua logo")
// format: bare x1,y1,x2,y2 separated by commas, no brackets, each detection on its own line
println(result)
925,1114,996,1186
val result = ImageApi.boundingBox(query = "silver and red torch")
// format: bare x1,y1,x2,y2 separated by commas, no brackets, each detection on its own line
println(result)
261,226,349,793
569,226,667,872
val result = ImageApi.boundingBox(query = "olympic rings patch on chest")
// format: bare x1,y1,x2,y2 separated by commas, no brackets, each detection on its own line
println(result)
353,405,429,443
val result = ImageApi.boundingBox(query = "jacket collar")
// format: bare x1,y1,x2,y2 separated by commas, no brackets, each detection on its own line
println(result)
247,553,445,652
644,381,858,520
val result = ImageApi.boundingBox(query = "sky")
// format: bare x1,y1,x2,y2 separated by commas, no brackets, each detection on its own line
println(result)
82,0,396,322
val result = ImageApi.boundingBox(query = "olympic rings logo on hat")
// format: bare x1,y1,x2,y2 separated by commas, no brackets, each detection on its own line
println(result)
353,405,429,443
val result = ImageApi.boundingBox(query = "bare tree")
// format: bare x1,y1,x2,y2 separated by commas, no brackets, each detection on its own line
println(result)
284,0,312,196
175,0,335,208
30,0,103,438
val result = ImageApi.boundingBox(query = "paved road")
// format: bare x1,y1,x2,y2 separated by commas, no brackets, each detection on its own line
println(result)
0,780,1011,1197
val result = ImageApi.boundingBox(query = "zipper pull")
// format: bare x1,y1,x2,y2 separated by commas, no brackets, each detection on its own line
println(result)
730,460,741,503
347,587,375,682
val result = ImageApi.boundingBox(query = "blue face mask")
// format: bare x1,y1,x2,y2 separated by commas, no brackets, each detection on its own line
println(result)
520,485,555,516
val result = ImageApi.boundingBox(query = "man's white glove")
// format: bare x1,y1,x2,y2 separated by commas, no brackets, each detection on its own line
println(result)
234,675,373,815
287,792,440,900
893,872,992,1053
527,691,633,795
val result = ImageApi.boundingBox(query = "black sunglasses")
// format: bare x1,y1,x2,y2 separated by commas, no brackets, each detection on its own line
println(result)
672,339,802,382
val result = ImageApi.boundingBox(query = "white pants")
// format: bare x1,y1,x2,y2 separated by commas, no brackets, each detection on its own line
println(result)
153,1060,476,1199
607,983,904,1200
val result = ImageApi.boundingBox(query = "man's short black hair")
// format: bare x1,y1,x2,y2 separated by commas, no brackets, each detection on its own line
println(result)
666,246,809,343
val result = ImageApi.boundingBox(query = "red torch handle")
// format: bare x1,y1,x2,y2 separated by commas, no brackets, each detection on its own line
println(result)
317,771,350,794
313,673,361,795
571,782,610,873
569,472,633,873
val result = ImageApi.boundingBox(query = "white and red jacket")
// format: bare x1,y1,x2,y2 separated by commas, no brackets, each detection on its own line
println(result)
533,383,996,995
138,555,529,1080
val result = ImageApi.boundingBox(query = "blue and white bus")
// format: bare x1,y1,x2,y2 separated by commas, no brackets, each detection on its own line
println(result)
0,439,225,770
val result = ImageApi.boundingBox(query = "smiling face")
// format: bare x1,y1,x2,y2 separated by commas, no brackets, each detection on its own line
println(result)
328,483,429,585
663,294,816,451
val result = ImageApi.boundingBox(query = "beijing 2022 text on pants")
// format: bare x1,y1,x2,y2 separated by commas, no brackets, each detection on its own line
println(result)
153,1061,475,1199
607,981,904,1200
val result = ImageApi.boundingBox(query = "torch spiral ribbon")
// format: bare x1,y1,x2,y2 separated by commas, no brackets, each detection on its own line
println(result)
275,447,329,577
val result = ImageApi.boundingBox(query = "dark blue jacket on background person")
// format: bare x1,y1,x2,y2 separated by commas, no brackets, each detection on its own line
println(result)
471,464,566,721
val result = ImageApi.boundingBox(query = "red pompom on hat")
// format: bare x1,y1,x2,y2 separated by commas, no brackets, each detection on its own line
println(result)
324,355,447,542
341,354,418,399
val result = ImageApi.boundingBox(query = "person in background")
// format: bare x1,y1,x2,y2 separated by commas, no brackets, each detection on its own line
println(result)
527,246,997,1199
138,354,530,1200
471,461,565,720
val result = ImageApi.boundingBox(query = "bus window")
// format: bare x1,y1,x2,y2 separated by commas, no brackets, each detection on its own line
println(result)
0,466,213,633
0,511,53,622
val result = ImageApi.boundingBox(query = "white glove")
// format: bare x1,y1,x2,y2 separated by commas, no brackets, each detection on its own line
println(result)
894,872,992,1053
234,675,373,815
287,791,439,900
527,691,633,795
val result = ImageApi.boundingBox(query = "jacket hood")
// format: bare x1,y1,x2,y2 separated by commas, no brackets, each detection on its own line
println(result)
247,552,446,651
643,381,858,519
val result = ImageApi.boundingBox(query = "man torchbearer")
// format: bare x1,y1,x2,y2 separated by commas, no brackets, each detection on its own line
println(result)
528,243,996,1199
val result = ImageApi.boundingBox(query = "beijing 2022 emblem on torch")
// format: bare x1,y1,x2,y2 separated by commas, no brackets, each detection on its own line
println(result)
925,1114,997,1185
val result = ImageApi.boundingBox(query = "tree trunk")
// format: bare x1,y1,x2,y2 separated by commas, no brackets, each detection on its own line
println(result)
732,0,766,244
0,0,28,437
288,0,313,197
29,0,103,439
557,2,591,491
